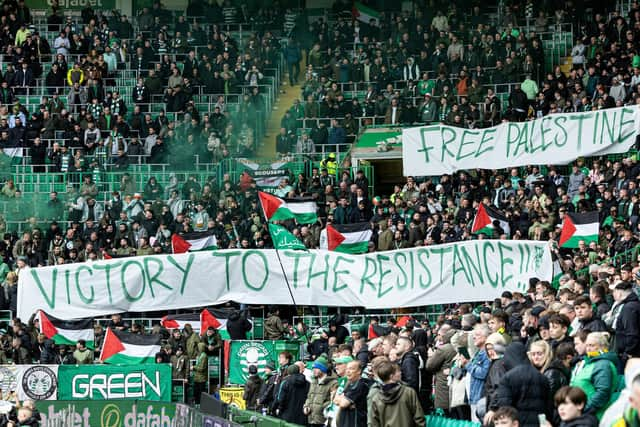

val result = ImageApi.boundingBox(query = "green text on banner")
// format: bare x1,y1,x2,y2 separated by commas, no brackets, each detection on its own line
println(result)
402,106,640,176
56,364,172,401
17,242,552,320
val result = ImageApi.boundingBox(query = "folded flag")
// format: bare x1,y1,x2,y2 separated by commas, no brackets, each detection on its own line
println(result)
171,231,218,254
320,222,372,254
37,310,94,349
352,2,380,24
160,313,201,331
559,212,599,248
471,203,510,236
268,223,306,250
99,328,161,365
258,191,318,224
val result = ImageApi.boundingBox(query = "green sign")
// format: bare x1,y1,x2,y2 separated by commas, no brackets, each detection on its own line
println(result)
29,0,116,10
57,364,172,402
228,340,300,385
37,400,176,427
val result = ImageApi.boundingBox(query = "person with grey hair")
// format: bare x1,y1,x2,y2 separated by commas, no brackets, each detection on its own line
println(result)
463,324,491,422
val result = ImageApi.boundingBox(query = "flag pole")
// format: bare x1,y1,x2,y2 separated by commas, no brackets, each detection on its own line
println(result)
259,192,310,346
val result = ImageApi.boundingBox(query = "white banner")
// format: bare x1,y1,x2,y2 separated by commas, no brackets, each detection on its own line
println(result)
17,241,552,320
403,106,640,176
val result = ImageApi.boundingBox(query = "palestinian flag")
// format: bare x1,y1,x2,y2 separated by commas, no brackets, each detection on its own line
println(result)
171,231,218,254
258,191,318,224
471,204,510,236
368,323,389,339
201,308,252,339
160,313,201,331
559,212,599,248
37,311,94,349
319,222,372,254
352,2,380,24
99,328,161,365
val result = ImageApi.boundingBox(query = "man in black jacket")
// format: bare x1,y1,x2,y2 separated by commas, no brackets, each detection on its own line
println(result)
226,310,252,340
614,281,640,363
395,336,421,394
574,295,608,333
490,342,553,427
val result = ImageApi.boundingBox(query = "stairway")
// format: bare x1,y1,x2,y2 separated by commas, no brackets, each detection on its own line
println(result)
258,53,306,158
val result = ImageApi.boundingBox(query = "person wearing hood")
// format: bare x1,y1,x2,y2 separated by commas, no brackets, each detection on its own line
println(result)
370,360,425,427
613,281,640,362
243,365,264,411
490,342,553,427
183,324,201,359
570,331,620,419
192,342,208,404
276,364,309,425
551,386,598,427
425,326,457,413
226,309,252,340
39,339,56,364
304,356,337,427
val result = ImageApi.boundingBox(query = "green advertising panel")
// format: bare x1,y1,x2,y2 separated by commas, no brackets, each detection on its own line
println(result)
29,0,116,10
228,340,300,385
37,400,176,427
57,364,172,402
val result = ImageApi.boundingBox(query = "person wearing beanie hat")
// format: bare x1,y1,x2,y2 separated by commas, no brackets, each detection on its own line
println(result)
243,365,263,411
304,356,338,426
170,345,188,381
275,361,309,425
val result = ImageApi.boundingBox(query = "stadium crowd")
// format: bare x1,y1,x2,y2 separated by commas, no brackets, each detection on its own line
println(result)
2,0,640,426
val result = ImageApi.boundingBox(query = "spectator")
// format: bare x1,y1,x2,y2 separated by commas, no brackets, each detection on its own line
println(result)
333,360,368,427
304,356,336,427
570,332,619,419
243,365,263,411
370,360,425,427
73,339,93,364
276,364,309,424
553,386,598,427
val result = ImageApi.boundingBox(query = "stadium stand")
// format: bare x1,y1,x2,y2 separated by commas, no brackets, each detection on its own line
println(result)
2,0,640,426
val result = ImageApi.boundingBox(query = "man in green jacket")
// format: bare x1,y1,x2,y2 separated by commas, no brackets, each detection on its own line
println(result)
304,357,337,427
521,74,539,103
192,342,208,405
370,360,425,427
